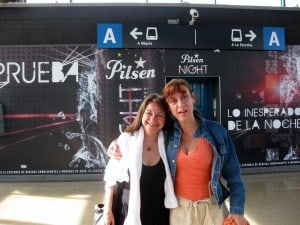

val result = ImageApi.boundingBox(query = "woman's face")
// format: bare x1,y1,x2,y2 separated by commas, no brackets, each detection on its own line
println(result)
166,85,195,122
142,102,166,136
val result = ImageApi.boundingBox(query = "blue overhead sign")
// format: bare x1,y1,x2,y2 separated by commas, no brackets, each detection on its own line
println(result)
97,23,122,48
96,23,285,51
263,27,285,50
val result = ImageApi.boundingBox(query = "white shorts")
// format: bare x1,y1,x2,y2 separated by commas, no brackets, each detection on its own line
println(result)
170,196,228,225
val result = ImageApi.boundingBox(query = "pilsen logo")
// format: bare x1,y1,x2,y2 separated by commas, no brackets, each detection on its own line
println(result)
105,57,156,80
178,53,208,75
0,61,79,89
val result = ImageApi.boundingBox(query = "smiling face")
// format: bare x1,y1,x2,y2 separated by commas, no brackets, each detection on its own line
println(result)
142,102,166,136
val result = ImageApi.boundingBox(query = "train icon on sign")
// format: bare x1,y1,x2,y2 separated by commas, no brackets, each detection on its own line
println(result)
146,27,158,40
231,29,242,42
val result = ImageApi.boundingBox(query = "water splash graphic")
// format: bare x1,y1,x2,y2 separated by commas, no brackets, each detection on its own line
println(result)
279,46,300,107
50,46,109,169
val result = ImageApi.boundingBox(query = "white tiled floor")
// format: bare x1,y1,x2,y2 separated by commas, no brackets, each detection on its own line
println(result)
0,171,299,225
242,172,300,225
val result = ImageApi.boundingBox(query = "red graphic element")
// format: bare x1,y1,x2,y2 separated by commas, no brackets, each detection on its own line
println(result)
0,114,76,150
265,74,279,104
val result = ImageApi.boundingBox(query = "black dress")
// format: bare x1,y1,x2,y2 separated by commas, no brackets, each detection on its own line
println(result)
140,158,169,225
114,158,169,225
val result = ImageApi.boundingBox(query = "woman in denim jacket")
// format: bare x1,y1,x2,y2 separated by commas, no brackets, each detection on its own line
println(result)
162,78,247,225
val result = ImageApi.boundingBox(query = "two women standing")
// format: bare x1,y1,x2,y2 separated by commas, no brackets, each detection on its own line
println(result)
104,78,248,225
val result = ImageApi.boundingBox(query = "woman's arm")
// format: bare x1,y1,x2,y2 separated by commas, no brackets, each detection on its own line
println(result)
102,186,115,225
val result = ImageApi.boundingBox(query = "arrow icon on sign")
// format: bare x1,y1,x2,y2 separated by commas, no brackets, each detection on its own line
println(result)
130,27,143,40
245,30,256,42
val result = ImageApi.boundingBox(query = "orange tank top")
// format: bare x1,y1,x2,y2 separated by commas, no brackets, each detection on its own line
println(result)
175,138,213,200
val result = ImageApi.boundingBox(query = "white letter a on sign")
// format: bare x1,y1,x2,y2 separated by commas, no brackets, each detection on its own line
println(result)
268,32,280,46
103,28,116,44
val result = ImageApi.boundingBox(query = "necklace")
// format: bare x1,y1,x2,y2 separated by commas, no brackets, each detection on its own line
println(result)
144,139,157,152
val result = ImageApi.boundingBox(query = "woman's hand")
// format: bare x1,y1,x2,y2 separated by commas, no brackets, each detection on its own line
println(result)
102,209,115,225
107,140,122,160
225,214,250,225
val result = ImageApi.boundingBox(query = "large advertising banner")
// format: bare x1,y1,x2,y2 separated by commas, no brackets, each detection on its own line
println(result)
221,47,300,167
165,48,300,167
0,45,108,175
96,48,166,147
0,45,299,176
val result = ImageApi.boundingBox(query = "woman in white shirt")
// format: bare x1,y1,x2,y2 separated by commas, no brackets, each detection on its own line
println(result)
102,93,178,225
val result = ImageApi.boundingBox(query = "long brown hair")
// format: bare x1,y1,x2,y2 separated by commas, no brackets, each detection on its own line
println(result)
125,93,169,134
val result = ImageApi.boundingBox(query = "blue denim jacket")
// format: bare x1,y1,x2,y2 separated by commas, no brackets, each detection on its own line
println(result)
165,112,246,215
